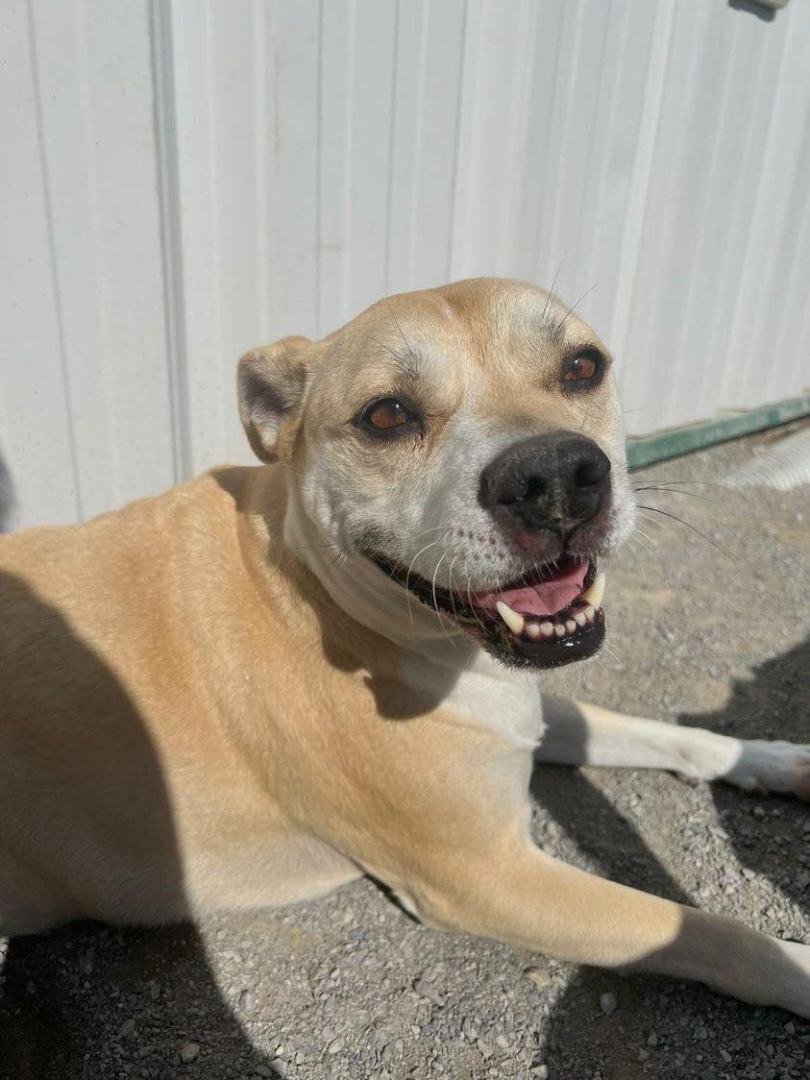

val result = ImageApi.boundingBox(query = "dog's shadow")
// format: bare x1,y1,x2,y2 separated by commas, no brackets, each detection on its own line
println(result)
0,572,279,1079
532,636,810,1076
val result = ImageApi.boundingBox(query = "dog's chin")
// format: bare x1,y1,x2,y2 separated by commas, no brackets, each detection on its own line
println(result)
367,553,606,670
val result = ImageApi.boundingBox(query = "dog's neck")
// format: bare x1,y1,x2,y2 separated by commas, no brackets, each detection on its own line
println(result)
282,485,484,672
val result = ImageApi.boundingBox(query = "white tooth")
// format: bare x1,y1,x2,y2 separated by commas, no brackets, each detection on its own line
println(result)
579,572,606,609
496,600,525,636
565,619,577,634
574,611,587,627
554,623,566,638
526,622,541,640
584,605,596,622
539,621,554,638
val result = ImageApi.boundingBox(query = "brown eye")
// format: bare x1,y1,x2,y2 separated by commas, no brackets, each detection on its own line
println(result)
562,349,604,389
357,397,422,437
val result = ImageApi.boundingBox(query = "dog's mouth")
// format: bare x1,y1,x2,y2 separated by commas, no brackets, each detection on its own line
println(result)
370,553,605,669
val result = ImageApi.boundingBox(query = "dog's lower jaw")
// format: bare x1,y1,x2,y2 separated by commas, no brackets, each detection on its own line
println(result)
282,491,477,668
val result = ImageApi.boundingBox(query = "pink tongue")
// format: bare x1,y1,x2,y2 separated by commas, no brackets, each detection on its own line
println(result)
473,559,588,617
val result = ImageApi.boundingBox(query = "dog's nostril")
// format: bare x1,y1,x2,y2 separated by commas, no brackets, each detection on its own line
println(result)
524,475,547,501
574,458,610,489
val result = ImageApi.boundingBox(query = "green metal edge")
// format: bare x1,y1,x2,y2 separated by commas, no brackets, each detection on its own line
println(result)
625,394,810,470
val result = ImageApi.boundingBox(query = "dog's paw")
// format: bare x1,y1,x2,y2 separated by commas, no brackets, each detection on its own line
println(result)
726,740,810,801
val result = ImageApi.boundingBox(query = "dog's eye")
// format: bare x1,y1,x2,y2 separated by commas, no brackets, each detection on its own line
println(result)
561,349,605,389
357,397,421,435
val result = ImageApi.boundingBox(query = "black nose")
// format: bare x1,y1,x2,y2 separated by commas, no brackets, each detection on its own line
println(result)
478,432,611,535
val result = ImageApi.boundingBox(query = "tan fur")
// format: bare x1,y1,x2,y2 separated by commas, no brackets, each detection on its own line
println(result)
2,279,809,1017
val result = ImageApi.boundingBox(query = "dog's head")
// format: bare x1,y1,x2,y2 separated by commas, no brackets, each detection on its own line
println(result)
238,279,635,669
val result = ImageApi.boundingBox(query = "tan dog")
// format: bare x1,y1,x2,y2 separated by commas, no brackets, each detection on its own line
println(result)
1,278,809,1017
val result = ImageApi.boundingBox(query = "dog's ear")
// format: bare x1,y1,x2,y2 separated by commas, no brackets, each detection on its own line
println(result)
237,336,312,463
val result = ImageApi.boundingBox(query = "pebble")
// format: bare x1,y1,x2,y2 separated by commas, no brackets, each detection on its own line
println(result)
254,1066,275,1078
476,1038,494,1059
524,966,552,989
179,1042,200,1064
530,1064,549,1078
119,1018,137,1040
239,989,256,1013
413,974,445,1006
599,992,618,1016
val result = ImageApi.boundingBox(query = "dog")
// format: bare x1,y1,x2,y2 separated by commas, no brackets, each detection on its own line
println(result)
1,278,809,1018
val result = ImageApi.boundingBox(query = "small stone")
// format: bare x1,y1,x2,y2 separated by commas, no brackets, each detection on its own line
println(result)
784,1021,796,1035
530,1066,548,1079
254,1067,274,1078
271,1061,289,1079
753,806,766,819
647,1031,658,1047
495,1035,509,1050
524,966,552,989
119,1018,137,1040
720,1049,732,1063
179,1042,200,1064
476,1038,494,1059
239,989,256,1013
599,991,618,1016
327,1037,344,1054
693,1025,708,1040
413,974,445,1006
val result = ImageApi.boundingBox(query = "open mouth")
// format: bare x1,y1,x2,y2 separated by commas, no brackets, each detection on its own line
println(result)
371,553,606,669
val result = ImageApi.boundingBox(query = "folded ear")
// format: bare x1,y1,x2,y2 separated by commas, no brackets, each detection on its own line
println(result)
237,336,312,462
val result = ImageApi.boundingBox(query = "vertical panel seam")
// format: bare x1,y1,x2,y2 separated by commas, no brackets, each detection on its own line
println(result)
149,0,193,484
26,0,83,521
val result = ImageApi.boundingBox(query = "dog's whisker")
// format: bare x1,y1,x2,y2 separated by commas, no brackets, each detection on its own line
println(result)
636,504,725,555
429,552,457,644
404,540,442,630
555,283,597,336
541,256,565,328
633,485,709,501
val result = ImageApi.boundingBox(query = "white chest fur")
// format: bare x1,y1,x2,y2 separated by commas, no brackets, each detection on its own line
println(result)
402,652,546,751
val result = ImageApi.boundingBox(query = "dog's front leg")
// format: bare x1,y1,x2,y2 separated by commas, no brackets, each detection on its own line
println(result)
403,837,810,1017
537,697,810,799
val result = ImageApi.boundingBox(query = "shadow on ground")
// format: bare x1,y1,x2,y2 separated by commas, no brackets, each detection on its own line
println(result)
531,635,809,1078
0,572,278,1079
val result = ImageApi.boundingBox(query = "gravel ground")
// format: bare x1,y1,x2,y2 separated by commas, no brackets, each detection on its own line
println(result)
1,429,808,1080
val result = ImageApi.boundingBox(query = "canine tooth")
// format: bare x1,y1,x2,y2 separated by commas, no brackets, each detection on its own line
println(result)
526,622,541,640
578,571,606,609
554,623,566,638
565,619,577,634
539,622,554,638
574,611,587,627
496,601,525,636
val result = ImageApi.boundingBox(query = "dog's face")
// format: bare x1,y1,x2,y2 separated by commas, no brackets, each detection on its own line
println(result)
239,279,635,669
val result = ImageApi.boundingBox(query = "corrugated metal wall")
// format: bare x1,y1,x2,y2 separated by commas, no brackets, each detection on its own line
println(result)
2,0,809,531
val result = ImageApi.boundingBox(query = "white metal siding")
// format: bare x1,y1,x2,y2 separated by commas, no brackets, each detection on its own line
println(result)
2,0,809,530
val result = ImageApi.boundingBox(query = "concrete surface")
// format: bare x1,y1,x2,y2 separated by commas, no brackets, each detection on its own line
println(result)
1,430,808,1079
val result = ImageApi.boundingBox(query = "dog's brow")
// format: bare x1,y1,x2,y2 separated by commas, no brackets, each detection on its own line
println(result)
366,334,421,382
